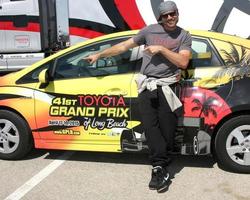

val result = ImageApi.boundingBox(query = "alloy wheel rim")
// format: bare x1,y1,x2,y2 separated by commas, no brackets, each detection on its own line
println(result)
226,125,250,166
0,119,20,154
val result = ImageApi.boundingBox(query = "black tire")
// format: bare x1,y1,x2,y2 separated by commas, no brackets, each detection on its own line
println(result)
0,110,33,160
215,115,250,173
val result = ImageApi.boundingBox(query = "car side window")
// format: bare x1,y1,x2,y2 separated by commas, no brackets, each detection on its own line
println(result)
16,61,53,84
53,37,139,80
189,38,222,68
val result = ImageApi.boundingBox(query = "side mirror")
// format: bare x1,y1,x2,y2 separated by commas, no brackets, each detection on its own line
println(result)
192,52,212,59
190,52,212,68
38,69,49,89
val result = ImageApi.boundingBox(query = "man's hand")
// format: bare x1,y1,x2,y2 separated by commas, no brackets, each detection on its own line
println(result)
144,45,191,69
83,38,137,65
83,53,100,64
143,45,163,55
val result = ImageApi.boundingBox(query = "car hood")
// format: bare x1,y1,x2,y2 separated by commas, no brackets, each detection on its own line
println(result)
0,72,19,87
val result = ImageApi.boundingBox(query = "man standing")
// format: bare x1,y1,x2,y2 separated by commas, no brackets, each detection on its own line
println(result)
85,1,192,192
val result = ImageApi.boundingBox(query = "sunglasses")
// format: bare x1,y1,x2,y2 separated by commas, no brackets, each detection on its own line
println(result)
162,11,177,18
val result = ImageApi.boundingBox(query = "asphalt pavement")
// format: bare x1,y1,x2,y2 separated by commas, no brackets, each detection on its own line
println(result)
0,149,250,200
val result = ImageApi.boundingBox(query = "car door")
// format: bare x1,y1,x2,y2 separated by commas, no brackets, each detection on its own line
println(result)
181,36,234,129
34,36,140,151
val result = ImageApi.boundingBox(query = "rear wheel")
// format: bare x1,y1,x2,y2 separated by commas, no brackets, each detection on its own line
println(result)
215,115,250,173
0,110,33,160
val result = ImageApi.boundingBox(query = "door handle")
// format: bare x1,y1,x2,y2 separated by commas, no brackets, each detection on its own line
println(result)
0,55,3,59
0,6,2,9
105,88,128,96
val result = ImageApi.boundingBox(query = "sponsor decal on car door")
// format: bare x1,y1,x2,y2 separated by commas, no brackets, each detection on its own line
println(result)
33,37,139,151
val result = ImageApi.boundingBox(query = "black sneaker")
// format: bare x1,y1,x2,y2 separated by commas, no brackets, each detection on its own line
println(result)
156,166,170,193
148,166,160,190
148,166,170,192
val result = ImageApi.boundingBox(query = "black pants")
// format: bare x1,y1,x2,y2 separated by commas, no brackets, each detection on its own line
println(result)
138,87,177,167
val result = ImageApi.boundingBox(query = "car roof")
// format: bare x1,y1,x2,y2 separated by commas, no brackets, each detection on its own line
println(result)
190,30,250,47
56,29,250,54
7,29,249,81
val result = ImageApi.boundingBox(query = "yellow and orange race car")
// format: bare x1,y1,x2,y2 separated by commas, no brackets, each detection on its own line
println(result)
0,30,250,173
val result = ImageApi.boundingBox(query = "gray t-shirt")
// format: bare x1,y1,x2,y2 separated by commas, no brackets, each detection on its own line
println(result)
133,23,192,78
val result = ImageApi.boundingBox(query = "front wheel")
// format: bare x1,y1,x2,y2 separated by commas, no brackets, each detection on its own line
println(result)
0,110,33,160
215,115,250,173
